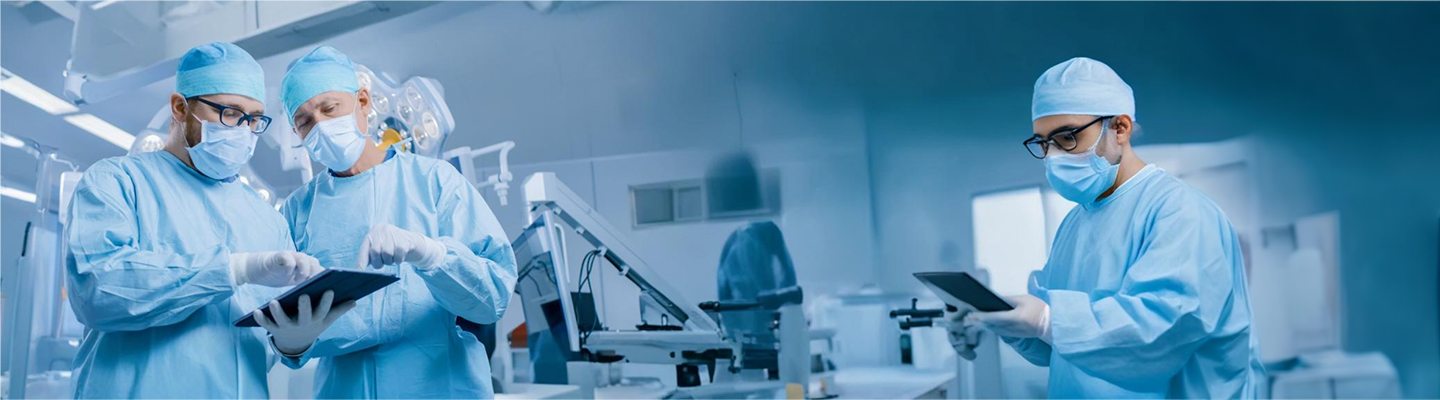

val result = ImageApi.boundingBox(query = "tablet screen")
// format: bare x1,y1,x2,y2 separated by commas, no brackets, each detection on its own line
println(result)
913,272,1014,312
234,269,400,327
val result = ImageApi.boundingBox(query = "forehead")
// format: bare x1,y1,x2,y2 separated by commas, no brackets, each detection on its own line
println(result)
1033,114,1096,135
295,91,353,114
204,93,263,113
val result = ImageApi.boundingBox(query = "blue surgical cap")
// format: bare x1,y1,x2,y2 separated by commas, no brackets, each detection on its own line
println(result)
280,46,359,121
1032,57,1135,122
175,42,265,102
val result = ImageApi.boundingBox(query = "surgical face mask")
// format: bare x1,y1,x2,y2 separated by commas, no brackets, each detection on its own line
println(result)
1044,120,1121,206
189,115,257,180
302,112,367,172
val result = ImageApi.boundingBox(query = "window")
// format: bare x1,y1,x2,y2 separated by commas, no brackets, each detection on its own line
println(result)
632,186,678,225
971,187,1050,296
630,170,780,227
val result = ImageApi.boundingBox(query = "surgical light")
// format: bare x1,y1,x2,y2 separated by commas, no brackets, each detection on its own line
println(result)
1,132,25,149
1,186,38,203
64,114,136,149
353,64,453,158
419,112,440,144
128,133,166,155
1,69,80,115
372,90,391,114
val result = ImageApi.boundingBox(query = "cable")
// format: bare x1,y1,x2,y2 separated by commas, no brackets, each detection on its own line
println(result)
576,250,602,344
577,251,596,294
517,255,555,295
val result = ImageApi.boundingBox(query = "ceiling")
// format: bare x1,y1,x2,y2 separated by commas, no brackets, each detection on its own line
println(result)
3,1,1436,195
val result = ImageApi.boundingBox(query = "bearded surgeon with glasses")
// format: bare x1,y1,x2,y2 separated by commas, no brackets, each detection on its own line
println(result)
950,57,1264,399
64,42,354,399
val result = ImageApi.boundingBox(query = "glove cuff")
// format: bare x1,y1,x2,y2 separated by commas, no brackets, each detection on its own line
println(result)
271,336,310,358
414,237,447,270
228,252,253,286
1038,305,1053,344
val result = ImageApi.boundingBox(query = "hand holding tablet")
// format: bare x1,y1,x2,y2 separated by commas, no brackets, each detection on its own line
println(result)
234,268,400,328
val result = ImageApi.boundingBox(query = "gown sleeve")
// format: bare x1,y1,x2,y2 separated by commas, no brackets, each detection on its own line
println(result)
65,167,236,332
1002,336,1054,367
1041,192,1237,389
413,162,518,324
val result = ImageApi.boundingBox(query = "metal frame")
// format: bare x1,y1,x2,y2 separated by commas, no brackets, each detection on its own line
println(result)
3,151,81,399
522,172,718,332
514,172,817,397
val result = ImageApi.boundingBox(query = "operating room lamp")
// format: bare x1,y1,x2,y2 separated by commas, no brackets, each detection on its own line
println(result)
353,64,455,160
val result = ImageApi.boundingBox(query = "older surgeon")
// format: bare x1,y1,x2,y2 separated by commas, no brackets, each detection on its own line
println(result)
265,45,517,399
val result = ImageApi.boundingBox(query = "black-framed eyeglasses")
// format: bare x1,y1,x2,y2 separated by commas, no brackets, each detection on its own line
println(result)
193,97,271,134
1022,116,1111,159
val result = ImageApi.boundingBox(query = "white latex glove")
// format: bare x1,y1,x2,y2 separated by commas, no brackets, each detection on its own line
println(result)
230,251,324,287
355,224,447,270
253,290,357,356
945,310,986,361
968,294,1051,342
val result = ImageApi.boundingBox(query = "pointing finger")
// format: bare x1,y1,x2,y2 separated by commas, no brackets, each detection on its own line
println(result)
356,236,373,269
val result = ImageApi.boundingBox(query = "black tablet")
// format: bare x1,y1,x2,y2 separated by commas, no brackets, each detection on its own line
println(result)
913,272,1014,312
234,268,400,327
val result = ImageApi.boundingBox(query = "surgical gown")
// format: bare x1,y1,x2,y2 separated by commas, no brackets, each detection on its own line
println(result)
716,221,796,345
1004,165,1264,399
278,152,517,399
65,150,291,398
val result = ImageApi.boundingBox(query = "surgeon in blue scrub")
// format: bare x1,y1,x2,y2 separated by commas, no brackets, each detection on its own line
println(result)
272,46,518,399
966,57,1264,398
65,42,347,398
708,153,797,345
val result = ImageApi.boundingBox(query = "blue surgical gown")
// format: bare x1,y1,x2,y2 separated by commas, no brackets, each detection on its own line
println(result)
278,152,517,399
1004,165,1264,399
65,150,291,398
716,221,796,345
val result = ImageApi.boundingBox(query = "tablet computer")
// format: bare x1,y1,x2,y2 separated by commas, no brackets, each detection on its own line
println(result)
913,272,1014,312
234,268,400,327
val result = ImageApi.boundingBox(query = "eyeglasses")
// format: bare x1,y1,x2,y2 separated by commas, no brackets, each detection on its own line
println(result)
193,97,272,134
1022,116,1111,159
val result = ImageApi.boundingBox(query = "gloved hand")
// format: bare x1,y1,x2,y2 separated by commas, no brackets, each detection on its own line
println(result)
355,224,447,270
946,310,986,360
230,251,324,287
968,294,1051,342
253,290,356,356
